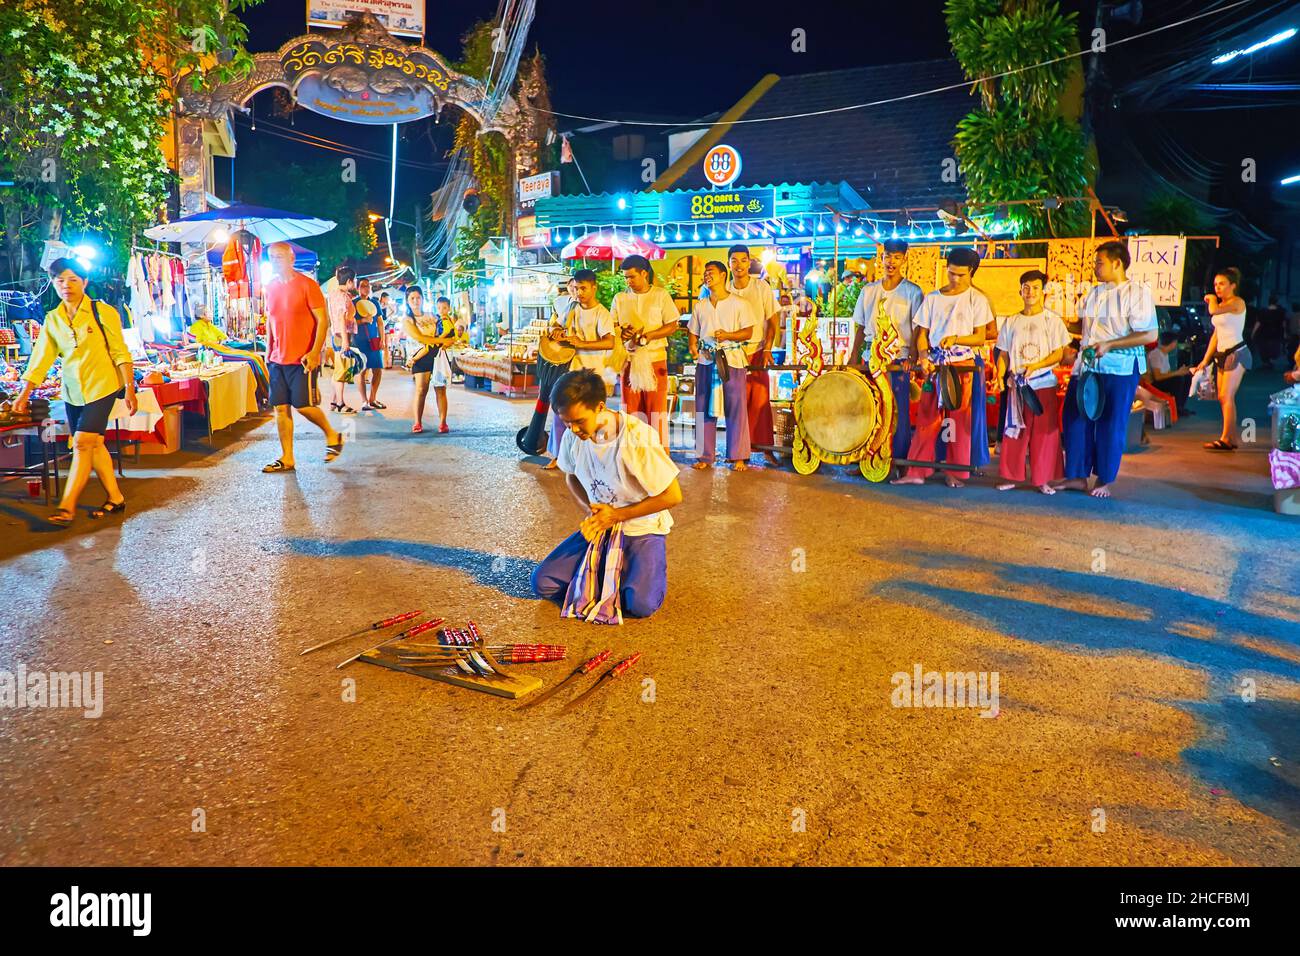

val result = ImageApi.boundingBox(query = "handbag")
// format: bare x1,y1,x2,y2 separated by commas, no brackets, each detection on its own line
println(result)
88,300,127,392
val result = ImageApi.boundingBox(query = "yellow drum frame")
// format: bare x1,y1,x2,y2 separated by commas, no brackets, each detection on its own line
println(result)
789,300,899,482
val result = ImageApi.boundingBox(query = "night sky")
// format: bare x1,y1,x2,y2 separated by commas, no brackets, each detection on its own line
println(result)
225,0,977,230
226,0,1297,263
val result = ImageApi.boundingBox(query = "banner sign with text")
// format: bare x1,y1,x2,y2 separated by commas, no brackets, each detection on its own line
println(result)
280,37,449,124
659,189,775,224
1126,235,1187,306
307,1,425,39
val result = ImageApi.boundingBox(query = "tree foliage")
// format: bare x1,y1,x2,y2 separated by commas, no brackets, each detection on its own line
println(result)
945,0,1093,237
0,0,259,279
236,154,377,278
448,19,513,286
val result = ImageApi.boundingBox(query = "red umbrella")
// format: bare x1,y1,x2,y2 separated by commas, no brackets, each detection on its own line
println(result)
560,228,665,261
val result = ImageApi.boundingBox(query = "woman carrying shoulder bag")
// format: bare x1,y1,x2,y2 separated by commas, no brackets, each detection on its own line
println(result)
1192,267,1249,451
10,258,137,525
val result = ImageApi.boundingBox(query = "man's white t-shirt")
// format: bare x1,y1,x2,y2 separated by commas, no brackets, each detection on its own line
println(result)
853,279,925,356
610,287,678,363
688,297,751,368
726,276,778,354
996,308,1069,387
1147,347,1171,376
914,287,994,363
565,303,615,371
1077,279,1157,375
557,411,680,537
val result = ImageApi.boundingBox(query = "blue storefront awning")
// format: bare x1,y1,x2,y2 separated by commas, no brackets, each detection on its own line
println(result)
534,181,869,232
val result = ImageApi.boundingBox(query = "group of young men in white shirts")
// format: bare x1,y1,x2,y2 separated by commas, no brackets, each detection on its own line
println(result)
851,237,1158,498
527,236,1157,623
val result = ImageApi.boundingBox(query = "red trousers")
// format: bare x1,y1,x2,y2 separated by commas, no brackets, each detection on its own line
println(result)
746,350,774,447
622,360,669,444
905,372,972,480
997,385,1064,486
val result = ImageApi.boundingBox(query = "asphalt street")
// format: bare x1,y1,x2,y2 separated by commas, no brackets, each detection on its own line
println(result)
0,371,1296,865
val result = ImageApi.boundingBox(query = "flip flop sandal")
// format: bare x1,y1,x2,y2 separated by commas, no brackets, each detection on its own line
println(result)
439,423,450,433
89,499,126,520
411,422,424,433
1204,440,1236,451
262,459,295,473
325,436,345,462
47,508,74,526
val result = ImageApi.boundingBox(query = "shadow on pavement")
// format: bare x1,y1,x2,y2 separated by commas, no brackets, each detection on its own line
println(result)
1182,697,1300,830
270,536,537,599
870,545,1300,829
870,546,1300,681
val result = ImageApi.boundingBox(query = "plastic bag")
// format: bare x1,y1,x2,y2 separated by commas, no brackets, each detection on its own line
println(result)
1190,365,1217,402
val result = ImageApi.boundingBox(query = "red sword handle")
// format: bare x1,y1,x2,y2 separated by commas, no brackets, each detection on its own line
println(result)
396,618,445,641
610,652,641,678
374,609,422,630
580,649,612,674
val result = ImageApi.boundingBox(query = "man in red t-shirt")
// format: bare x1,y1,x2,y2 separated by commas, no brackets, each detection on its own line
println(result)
261,242,343,472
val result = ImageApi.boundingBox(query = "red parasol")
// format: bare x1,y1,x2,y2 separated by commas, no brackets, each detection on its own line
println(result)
560,229,665,261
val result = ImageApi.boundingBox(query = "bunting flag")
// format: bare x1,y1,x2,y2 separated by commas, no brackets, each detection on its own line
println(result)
560,134,574,165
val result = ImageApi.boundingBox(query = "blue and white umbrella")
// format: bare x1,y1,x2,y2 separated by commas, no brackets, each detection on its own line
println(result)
144,202,336,245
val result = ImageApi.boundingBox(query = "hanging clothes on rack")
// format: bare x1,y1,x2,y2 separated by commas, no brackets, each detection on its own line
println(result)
127,253,157,342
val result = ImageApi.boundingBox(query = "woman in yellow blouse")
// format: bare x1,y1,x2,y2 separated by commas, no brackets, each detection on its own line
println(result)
11,258,137,525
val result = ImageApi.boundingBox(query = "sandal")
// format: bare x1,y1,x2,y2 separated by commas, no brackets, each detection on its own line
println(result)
262,459,295,473
411,422,424,434
325,435,345,462
370,400,387,410
439,423,450,434
1204,439,1237,451
89,498,126,520
47,508,74,526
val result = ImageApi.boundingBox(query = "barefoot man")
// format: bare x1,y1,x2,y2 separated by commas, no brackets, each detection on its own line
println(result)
849,238,924,469
261,242,343,473
892,247,995,488
993,270,1069,495
1057,240,1157,498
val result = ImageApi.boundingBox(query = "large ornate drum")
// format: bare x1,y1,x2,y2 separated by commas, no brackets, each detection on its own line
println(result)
791,366,895,481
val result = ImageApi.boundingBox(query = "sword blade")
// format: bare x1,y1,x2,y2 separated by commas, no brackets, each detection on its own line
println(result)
515,670,580,709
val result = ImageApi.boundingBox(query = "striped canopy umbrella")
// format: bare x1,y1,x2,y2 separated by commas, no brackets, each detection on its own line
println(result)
144,202,336,244
560,229,665,261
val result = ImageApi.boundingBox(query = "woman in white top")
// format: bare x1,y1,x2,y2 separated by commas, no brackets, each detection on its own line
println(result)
1192,267,1249,450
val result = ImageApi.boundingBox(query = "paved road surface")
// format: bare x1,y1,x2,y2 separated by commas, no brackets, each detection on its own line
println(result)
0,371,1296,865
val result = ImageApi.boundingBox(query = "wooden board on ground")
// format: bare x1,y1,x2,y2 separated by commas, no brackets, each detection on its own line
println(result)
359,649,544,700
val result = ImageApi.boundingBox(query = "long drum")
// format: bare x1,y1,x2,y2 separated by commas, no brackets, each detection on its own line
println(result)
795,368,878,459
516,354,571,454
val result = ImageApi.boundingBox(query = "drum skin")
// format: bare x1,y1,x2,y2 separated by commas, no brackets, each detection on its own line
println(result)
797,369,876,456
791,365,896,481
538,334,576,367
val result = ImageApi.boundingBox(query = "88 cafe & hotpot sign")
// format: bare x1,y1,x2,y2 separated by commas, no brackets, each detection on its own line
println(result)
703,144,742,188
